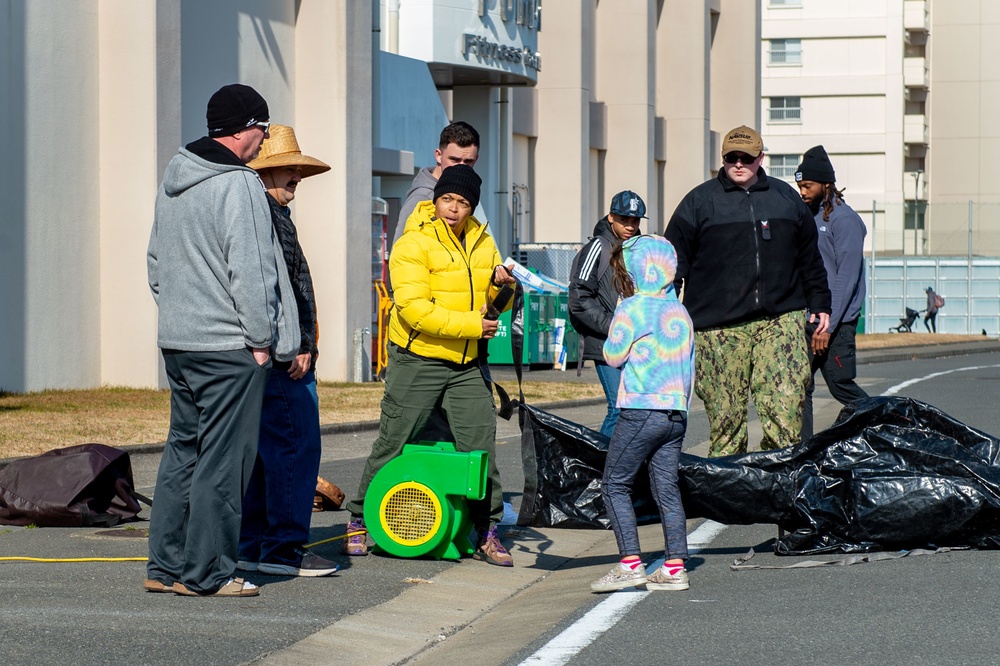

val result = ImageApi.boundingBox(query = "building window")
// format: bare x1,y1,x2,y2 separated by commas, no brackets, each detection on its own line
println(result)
769,39,801,65
769,97,801,123
769,154,800,180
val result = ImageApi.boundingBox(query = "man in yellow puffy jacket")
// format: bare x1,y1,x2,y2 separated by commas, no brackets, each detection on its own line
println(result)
343,165,517,566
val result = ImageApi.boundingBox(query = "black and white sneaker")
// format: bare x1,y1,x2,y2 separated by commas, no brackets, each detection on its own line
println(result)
257,547,339,577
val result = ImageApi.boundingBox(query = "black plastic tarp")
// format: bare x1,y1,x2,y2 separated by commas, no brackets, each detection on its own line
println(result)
517,396,1000,555
516,402,660,529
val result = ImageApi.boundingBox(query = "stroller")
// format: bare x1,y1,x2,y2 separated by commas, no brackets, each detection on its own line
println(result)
889,307,920,333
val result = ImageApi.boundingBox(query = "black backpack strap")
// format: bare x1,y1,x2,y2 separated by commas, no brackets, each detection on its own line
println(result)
479,277,524,421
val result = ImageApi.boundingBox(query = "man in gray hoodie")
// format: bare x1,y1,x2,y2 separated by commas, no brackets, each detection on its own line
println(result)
391,121,480,246
145,84,300,598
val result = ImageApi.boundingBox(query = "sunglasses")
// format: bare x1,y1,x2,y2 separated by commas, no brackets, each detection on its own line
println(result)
246,119,271,132
723,152,759,165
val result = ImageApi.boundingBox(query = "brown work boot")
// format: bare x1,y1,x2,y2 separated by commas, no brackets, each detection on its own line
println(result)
473,526,513,567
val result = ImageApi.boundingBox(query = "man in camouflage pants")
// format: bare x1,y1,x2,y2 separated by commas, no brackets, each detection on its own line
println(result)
665,126,831,456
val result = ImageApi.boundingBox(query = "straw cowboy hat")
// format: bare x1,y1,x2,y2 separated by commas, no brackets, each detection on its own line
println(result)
247,124,330,178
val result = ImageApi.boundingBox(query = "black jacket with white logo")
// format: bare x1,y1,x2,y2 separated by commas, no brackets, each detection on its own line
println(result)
664,168,831,330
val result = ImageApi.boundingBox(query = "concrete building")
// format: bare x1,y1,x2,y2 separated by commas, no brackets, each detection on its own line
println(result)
0,0,760,393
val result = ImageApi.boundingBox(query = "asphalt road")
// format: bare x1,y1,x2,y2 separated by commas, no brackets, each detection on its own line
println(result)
504,351,1000,666
0,347,998,665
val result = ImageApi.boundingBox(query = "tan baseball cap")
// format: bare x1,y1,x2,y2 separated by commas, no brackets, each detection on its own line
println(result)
721,125,763,157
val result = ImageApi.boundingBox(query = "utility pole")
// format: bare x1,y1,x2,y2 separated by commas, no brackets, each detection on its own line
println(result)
912,169,923,256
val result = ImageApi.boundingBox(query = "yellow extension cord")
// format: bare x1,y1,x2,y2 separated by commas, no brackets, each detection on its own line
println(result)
0,532,365,562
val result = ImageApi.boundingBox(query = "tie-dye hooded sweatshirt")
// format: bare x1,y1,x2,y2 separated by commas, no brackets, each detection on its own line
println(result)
602,236,695,411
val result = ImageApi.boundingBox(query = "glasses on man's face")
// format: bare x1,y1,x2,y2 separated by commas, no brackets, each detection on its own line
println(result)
723,152,758,165
247,119,270,133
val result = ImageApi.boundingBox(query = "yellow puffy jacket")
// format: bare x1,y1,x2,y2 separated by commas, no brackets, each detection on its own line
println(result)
388,201,506,364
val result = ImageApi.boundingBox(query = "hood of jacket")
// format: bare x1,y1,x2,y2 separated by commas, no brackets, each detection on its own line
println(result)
623,235,677,296
162,136,257,196
592,216,617,243
404,166,438,202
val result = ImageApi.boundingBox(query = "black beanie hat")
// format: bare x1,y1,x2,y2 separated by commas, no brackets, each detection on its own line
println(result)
206,84,269,138
795,145,836,183
433,164,482,212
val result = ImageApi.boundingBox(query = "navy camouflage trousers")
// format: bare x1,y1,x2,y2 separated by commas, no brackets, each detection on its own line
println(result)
695,310,810,457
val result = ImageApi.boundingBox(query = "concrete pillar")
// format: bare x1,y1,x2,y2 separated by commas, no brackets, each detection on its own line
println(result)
661,0,712,213
0,3,101,391
295,0,373,382
711,0,762,138
98,0,165,388
534,2,592,241
595,0,655,218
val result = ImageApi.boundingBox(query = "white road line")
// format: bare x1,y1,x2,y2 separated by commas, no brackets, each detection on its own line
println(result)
518,520,728,666
881,363,1000,395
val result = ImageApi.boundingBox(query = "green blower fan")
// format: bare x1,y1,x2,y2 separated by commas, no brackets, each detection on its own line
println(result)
363,441,488,560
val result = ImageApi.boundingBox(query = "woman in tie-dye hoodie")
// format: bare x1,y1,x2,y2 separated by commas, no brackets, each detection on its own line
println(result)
590,235,696,594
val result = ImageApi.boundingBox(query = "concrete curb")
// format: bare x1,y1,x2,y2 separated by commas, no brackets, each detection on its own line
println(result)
857,341,1000,365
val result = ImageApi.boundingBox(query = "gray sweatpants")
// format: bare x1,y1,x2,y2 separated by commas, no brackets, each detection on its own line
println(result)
147,349,269,594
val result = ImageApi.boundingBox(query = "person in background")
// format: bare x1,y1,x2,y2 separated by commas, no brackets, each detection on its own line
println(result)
924,286,943,333
590,235,695,594
392,121,480,246
665,125,831,457
343,165,517,566
146,84,300,598
568,190,646,437
795,146,870,439
238,124,339,578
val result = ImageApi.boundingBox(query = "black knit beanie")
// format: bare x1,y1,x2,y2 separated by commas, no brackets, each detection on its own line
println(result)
795,145,836,183
433,164,482,212
206,84,269,138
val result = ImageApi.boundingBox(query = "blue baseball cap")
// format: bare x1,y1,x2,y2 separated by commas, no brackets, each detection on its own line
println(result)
609,190,647,219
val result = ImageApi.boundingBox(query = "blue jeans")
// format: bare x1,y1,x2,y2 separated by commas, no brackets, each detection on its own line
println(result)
239,368,322,565
594,362,622,437
602,408,688,560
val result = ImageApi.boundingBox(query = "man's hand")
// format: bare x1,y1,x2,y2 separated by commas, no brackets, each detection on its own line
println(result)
811,330,831,355
481,316,500,339
493,264,516,285
808,312,831,337
252,347,270,366
288,352,312,380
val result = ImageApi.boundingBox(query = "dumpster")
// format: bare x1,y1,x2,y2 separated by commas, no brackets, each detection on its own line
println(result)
488,286,578,366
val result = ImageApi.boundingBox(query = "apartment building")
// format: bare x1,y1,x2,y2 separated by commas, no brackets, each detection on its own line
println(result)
763,0,1000,257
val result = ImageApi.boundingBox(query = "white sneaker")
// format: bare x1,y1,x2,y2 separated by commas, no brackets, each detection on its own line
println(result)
645,567,689,591
590,562,647,593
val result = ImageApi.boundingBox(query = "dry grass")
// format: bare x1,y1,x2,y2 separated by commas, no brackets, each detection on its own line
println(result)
0,380,604,460
856,333,990,350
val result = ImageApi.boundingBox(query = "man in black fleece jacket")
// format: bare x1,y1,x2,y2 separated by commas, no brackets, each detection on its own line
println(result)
664,125,831,457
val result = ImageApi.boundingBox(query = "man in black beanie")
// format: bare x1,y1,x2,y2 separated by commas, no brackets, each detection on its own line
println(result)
343,164,519,567
146,83,300,597
795,145,870,438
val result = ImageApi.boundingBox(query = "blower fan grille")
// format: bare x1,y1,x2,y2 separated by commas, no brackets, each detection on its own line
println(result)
379,481,442,546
